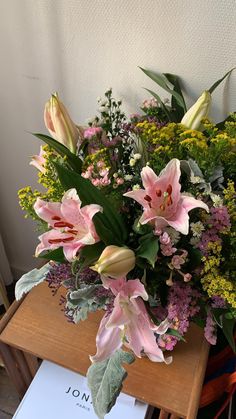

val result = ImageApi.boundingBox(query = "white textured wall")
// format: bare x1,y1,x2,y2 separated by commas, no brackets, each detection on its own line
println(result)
0,0,235,274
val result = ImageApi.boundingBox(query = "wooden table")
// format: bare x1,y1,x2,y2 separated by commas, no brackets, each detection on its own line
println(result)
0,282,209,419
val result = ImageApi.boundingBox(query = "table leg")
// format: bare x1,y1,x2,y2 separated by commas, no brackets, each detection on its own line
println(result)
0,342,27,399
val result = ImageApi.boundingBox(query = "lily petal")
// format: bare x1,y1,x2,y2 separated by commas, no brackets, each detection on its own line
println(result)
90,314,123,363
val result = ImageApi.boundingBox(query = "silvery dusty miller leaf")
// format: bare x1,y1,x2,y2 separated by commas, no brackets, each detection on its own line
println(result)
15,263,50,300
66,284,110,323
87,349,135,419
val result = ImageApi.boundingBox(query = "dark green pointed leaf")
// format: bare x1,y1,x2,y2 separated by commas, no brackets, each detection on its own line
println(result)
87,349,135,419
167,328,186,342
140,67,186,109
208,68,236,94
54,162,127,245
221,315,236,352
137,233,159,268
38,247,66,263
80,242,105,267
33,133,82,173
164,73,187,116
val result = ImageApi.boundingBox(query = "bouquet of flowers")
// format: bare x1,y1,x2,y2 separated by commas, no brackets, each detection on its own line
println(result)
16,67,236,418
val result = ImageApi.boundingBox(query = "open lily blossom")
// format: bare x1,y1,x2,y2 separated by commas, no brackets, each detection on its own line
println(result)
124,159,209,235
17,69,236,418
34,188,102,261
91,277,172,364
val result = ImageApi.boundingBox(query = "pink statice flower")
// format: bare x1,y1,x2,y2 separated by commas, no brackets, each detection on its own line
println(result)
159,232,176,256
155,282,200,351
170,254,186,270
124,159,209,235
83,126,102,139
211,295,226,308
183,273,192,282
197,206,231,256
204,311,217,345
34,188,102,261
91,277,172,364
142,97,159,109
82,162,111,188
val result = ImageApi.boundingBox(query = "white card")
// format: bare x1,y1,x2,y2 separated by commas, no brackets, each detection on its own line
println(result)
13,360,148,419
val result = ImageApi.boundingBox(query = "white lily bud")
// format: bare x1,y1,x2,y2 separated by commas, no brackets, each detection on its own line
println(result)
181,91,211,130
91,245,135,278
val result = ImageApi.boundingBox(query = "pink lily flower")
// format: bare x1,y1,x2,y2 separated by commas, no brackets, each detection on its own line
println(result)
29,146,46,173
34,188,102,261
124,159,208,235
91,277,172,364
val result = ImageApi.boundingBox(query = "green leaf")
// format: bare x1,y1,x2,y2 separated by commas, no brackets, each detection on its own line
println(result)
208,68,236,94
80,242,105,267
212,308,226,328
87,349,135,419
33,133,82,173
38,247,66,263
54,163,127,245
167,328,186,342
221,315,236,352
137,233,159,268
188,247,203,270
164,73,187,116
15,263,51,300
140,67,186,110
66,284,108,323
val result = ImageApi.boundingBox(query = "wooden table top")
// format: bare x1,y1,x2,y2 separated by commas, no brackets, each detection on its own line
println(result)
0,282,209,418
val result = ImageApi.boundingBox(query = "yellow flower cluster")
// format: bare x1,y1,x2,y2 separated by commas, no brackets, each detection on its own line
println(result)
179,129,208,150
201,241,236,308
201,270,236,308
224,179,236,222
18,145,64,220
201,241,222,273
18,187,41,220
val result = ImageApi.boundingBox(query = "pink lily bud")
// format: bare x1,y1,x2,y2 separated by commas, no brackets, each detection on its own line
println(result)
91,245,135,279
44,93,79,153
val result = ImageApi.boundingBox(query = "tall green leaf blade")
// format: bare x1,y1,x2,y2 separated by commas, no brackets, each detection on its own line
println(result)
140,67,186,109
164,73,187,115
87,349,135,419
54,162,127,245
222,315,236,352
33,133,82,173
208,68,236,94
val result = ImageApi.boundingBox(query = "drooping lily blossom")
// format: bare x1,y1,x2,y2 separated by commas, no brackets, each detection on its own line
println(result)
34,188,102,261
90,277,172,364
124,159,208,235
29,146,46,173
